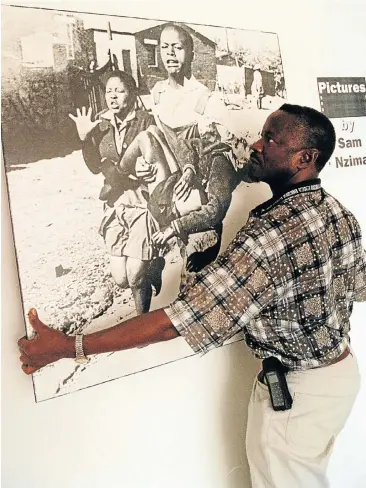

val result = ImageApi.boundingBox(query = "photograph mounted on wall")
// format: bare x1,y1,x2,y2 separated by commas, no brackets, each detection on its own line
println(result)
2,4,287,401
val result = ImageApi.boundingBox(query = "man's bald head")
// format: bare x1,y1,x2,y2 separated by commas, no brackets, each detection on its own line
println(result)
159,23,194,78
160,23,194,53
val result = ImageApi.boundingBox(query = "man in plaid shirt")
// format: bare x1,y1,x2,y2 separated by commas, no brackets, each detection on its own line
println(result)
19,104,366,488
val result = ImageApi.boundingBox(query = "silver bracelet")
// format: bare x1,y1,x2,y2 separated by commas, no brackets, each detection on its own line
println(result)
74,334,89,364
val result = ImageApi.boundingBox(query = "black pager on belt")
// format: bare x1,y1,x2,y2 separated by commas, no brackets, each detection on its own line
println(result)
262,357,293,411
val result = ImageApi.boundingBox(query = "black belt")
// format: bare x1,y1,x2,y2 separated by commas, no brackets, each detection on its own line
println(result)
257,347,351,385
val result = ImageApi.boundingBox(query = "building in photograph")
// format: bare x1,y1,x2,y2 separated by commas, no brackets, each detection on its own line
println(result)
134,22,217,93
86,21,217,93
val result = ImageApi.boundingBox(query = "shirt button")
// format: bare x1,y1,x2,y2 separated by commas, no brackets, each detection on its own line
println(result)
123,143,128,149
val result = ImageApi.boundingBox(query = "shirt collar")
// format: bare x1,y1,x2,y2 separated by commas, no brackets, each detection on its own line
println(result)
101,109,136,131
252,179,322,215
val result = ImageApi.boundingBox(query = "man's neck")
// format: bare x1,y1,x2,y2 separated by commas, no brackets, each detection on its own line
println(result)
168,70,192,89
270,177,320,198
270,172,319,197
114,106,134,124
252,178,322,215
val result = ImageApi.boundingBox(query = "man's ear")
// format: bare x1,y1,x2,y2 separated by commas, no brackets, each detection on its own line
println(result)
298,148,319,167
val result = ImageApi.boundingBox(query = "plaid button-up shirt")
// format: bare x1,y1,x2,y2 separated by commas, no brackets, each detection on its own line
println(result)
165,180,366,370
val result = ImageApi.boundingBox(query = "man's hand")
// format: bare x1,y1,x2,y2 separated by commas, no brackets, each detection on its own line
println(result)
153,226,175,246
68,106,101,142
18,309,74,374
135,156,157,183
187,244,220,273
174,168,195,201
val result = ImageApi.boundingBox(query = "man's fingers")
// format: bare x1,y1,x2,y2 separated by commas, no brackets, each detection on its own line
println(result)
81,106,86,116
28,308,47,334
137,165,157,183
174,181,182,191
76,108,81,117
174,183,183,195
17,336,31,354
87,106,92,118
152,234,162,243
140,166,157,175
183,188,192,201
21,364,38,375
17,336,27,348
176,186,188,199
68,113,76,121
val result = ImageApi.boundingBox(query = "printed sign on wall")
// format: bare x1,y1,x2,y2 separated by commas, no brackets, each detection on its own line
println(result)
317,77,366,171
331,118,366,169
317,77,366,118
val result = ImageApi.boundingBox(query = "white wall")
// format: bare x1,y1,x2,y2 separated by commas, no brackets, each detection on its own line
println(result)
2,1,366,487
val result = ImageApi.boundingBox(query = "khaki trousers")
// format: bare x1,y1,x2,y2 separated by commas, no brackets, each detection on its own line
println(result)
246,353,360,488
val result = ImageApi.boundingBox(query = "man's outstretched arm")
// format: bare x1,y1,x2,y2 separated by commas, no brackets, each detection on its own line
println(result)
18,226,275,375
18,308,179,375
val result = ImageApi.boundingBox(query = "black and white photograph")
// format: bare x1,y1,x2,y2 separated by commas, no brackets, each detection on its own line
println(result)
2,4,287,401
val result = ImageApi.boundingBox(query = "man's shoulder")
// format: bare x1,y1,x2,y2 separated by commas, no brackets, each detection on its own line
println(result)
235,213,279,247
322,189,353,216
244,203,298,254
152,77,210,94
190,77,210,93
322,190,363,236
150,80,168,106
152,79,167,91
266,202,297,224
255,190,354,247
93,109,112,131
151,80,167,96
96,108,110,119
